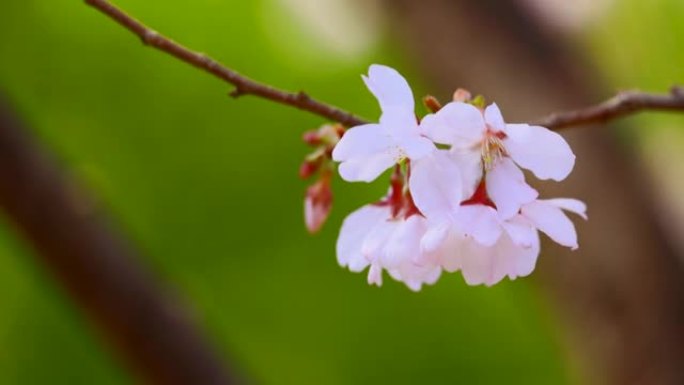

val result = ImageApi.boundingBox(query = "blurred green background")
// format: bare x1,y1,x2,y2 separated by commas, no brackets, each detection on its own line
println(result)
0,0,680,384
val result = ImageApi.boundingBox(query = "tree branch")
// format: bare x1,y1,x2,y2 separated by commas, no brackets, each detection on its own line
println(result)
534,86,684,129
83,0,367,128
85,0,684,132
0,96,241,384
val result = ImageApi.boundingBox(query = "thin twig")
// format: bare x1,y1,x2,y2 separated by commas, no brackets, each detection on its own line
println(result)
85,0,684,132
535,86,684,130
0,98,240,385
84,0,367,128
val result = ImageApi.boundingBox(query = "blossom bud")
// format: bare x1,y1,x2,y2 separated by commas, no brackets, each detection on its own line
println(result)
304,175,333,233
303,124,345,147
299,159,321,179
302,130,322,146
423,95,443,113
318,124,344,145
452,88,472,102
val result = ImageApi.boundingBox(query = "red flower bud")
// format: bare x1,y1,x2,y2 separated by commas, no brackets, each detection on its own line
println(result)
304,176,333,234
302,130,321,146
299,160,321,179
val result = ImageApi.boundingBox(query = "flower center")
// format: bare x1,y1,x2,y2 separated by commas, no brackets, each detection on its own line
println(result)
372,163,421,219
461,180,496,208
481,130,507,171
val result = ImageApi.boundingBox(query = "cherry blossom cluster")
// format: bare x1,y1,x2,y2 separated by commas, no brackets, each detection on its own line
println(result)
329,64,586,290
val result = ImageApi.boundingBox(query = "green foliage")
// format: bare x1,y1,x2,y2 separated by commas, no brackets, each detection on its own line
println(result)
0,0,570,383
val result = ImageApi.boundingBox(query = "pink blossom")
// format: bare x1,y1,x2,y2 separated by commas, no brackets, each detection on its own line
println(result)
421,197,586,286
421,102,575,182
332,65,435,182
336,196,442,291
331,64,586,289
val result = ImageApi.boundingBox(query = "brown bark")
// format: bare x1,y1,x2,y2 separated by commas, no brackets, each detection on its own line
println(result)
0,96,240,385
387,1,684,384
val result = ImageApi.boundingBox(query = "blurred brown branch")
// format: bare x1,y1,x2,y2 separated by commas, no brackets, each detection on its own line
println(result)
536,86,684,129
85,0,684,133
84,0,366,128
0,97,241,384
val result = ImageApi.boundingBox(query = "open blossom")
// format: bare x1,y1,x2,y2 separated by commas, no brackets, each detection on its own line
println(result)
421,102,575,181
331,64,586,289
336,195,442,291
332,65,434,182
420,102,574,219
422,197,587,286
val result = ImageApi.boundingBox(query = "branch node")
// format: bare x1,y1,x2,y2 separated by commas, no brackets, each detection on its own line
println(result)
229,87,245,98
296,91,311,103
141,29,159,46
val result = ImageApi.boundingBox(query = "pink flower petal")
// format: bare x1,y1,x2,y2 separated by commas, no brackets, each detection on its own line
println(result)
521,200,578,249
485,158,538,220
450,149,484,200
362,64,414,113
419,102,485,147
454,205,502,246
409,151,463,221
338,152,397,183
484,103,506,132
458,238,502,286
493,232,540,282
431,232,465,273
397,134,436,160
458,232,540,286
420,220,451,253
367,263,383,286
504,124,575,181
332,124,390,162
543,198,588,220
501,215,536,248
336,205,387,272
382,216,425,269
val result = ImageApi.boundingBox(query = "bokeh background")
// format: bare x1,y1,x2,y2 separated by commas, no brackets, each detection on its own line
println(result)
0,0,683,384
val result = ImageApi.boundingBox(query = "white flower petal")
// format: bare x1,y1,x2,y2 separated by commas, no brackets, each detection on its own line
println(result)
332,124,390,162
367,263,383,286
362,64,414,113
493,232,540,282
398,265,442,292
338,152,397,182
455,205,502,246
501,215,536,248
420,102,485,147
458,232,540,287
431,232,465,272
336,205,387,272
504,124,575,181
486,158,538,220
409,151,463,221
543,198,588,220
382,216,425,268
521,200,578,249
361,216,397,260
379,106,417,132
380,108,434,161
397,134,436,160
484,103,506,132
449,149,483,199
420,220,451,253
458,239,501,286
